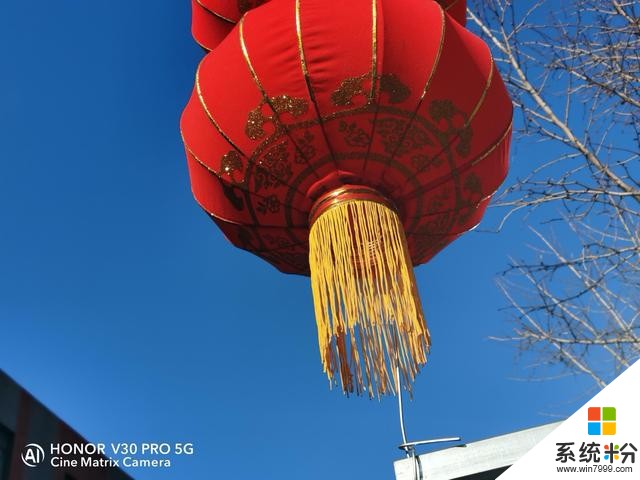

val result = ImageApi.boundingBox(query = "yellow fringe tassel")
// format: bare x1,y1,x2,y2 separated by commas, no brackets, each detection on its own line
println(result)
309,198,430,397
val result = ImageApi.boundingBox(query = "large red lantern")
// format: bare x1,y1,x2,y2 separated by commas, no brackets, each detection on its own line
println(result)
181,0,512,397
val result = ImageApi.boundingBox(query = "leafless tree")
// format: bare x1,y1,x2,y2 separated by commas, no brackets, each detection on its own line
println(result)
467,0,640,388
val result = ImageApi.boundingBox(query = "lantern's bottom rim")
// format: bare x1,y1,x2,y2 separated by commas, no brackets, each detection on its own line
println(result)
308,185,397,226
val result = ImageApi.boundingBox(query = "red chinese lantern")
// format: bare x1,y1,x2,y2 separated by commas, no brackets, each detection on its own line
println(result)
181,0,512,396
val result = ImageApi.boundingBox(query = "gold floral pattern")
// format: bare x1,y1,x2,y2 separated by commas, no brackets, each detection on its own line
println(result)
331,73,411,107
271,95,308,117
221,150,243,175
379,73,411,104
246,95,308,140
331,74,368,106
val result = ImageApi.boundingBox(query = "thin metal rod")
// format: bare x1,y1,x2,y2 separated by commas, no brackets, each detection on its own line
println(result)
396,363,409,447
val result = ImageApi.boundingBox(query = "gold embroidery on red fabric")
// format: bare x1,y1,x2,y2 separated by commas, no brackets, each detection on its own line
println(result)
221,150,243,174
331,74,369,106
379,74,411,104
332,73,411,107
246,95,309,140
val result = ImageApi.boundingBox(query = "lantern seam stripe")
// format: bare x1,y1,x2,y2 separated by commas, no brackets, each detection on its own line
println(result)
195,63,249,159
183,138,311,218
194,0,237,24
468,56,495,123
470,119,511,167
361,0,383,181
294,0,340,172
378,3,446,190
418,6,447,106
369,0,378,103
418,5,447,108
238,16,323,183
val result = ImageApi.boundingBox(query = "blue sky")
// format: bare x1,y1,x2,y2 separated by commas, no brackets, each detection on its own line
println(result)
0,2,599,479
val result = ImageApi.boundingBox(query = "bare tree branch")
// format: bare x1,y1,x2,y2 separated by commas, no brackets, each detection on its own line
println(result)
468,0,640,388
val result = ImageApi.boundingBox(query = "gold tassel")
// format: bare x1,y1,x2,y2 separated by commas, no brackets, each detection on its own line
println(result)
308,187,430,397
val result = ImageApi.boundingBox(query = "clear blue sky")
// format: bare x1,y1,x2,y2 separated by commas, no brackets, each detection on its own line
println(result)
0,2,596,479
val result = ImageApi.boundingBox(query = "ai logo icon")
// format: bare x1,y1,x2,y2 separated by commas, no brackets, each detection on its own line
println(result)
21,443,45,467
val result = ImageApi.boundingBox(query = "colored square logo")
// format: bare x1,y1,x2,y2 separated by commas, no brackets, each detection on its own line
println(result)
588,422,601,435
588,407,617,435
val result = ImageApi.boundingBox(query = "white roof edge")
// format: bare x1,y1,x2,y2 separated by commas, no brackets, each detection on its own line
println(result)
394,421,562,480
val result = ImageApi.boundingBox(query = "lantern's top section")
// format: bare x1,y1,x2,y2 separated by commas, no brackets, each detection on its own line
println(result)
181,0,512,276
191,0,467,51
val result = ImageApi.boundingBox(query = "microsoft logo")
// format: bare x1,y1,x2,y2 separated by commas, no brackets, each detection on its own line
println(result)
588,407,616,435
